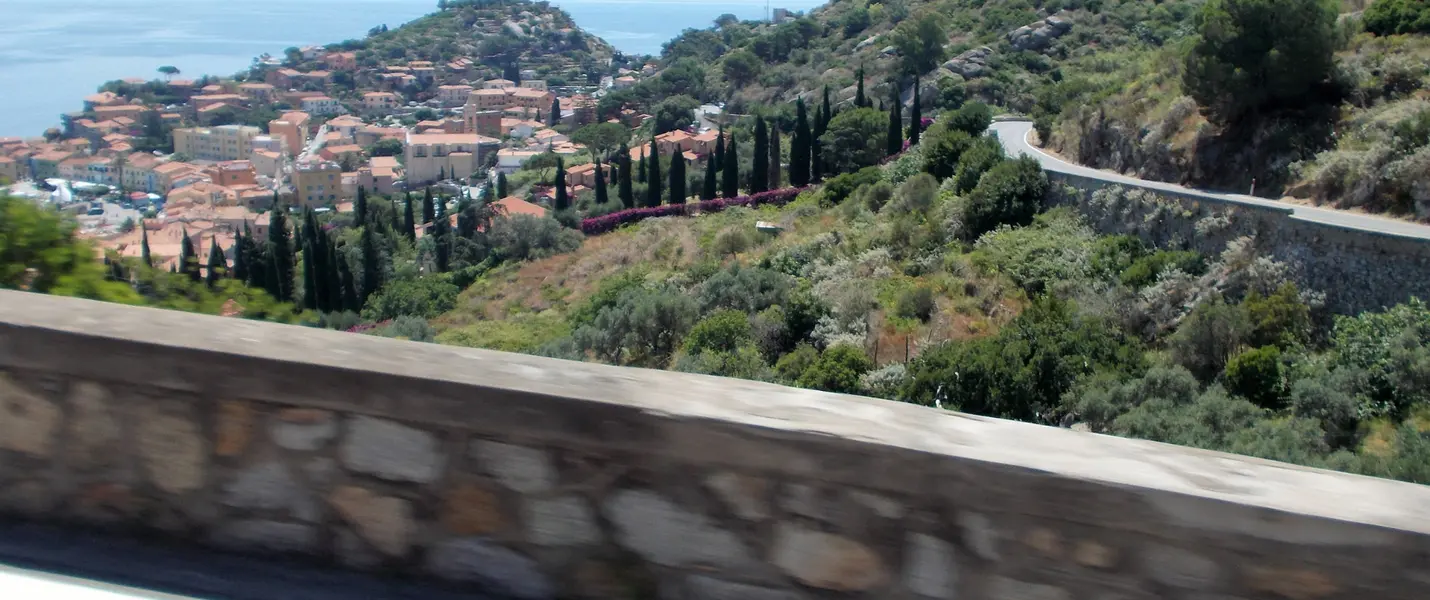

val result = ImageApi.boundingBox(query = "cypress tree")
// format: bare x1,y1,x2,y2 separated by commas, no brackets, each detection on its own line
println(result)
554,157,570,211
140,223,152,268
668,151,686,204
821,85,832,127
205,237,225,288
354,185,368,227
496,172,508,198
768,118,781,189
403,193,416,241
336,244,359,312
791,99,810,187
422,186,435,225
910,78,922,146
325,236,343,313
267,204,294,302
301,234,317,309
594,158,609,204
232,227,248,283
856,65,867,108
549,96,560,127
812,111,826,182
721,137,738,198
180,228,201,282
300,209,318,310
701,155,717,200
646,140,662,207
359,225,383,305
637,147,646,184
433,215,451,273
617,143,634,208
751,118,768,194
887,84,903,157
714,125,725,171
388,197,400,233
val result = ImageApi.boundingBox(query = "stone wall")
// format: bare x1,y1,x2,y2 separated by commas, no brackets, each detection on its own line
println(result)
2,290,1429,600
1047,172,1430,315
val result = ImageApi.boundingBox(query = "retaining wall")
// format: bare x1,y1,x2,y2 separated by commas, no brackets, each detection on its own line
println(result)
2,290,1429,599
1047,172,1430,314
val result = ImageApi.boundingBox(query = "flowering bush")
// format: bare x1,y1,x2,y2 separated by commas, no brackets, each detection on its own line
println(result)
579,187,808,235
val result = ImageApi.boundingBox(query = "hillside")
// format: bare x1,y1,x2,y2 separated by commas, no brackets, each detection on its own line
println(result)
637,0,1430,218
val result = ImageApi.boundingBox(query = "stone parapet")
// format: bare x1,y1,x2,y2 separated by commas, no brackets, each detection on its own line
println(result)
1,290,1428,599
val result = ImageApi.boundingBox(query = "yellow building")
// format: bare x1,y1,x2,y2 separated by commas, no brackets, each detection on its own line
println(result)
173,125,262,162
292,159,343,208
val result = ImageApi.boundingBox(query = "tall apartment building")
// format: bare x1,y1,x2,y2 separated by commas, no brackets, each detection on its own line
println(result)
268,112,311,158
172,125,262,162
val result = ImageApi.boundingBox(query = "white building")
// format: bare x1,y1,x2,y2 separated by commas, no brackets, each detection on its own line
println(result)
301,96,342,116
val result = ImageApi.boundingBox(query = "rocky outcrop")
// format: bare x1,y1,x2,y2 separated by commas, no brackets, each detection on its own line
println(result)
942,46,994,79
1007,15,1072,52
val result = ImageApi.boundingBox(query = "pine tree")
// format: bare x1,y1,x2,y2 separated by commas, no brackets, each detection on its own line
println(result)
887,84,903,157
768,118,781,189
702,155,717,200
646,140,662,207
637,147,646,184
554,157,570,211
668,151,686,204
910,77,922,146
791,99,811,187
354,185,368,227
549,96,560,127
496,172,508,198
180,228,201,282
594,158,609,204
205,237,225,288
267,204,294,302
403,193,416,241
721,137,739,198
140,223,152,268
751,118,769,194
359,225,384,304
714,125,725,171
617,143,634,208
856,65,867,108
422,186,435,225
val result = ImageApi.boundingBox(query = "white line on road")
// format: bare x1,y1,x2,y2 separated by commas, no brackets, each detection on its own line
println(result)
0,564,198,600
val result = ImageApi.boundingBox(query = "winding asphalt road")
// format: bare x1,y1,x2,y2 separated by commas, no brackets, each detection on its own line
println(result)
989,120,1430,240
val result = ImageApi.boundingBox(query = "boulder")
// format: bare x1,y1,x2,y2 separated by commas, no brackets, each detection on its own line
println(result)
942,46,994,79
1007,16,1073,52
855,36,878,51
880,45,898,56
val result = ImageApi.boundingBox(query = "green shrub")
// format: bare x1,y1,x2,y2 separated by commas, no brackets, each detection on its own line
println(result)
797,343,874,394
1089,235,1147,280
1225,345,1286,409
822,166,884,205
360,275,459,321
1119,250,1205,288
1364,0,1430,36
961,156,1048,240
1243,283,1312,348
776,342,821,382
922,126,974,180
895,286,937,322
947,102,993,137
951,137,1005,194
1169,297,1251,381
684,309,753,355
